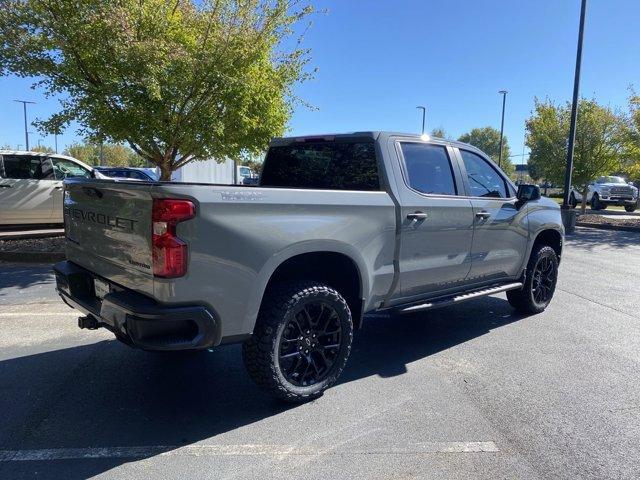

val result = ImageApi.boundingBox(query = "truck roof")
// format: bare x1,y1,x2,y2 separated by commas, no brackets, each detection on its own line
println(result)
269,131,479,152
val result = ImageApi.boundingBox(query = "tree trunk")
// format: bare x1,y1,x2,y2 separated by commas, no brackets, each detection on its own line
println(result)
159,161,173,181
580,186,588,215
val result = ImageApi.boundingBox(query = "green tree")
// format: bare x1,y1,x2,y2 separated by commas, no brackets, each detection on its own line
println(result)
0,0,314,180
31,145,55,154
64,141,144,167
430,127,448,140
620,91,640,182
458,127,514,175
526,98,624,212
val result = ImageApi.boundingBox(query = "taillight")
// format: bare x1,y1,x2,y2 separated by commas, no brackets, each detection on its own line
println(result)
152,199,195,278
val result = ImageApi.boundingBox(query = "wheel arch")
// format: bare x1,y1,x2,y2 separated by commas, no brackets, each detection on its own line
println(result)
532,228,563,263
242,242,370,334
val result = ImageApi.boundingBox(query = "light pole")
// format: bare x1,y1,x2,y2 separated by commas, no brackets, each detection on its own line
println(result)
54,133,58,154
14,100,36,150
416,106,426,135
498,90,508,168
562,0,587,211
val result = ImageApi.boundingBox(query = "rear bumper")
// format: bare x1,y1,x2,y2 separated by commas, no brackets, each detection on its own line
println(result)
54,261,221,351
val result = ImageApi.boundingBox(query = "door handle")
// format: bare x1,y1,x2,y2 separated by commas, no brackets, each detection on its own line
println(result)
407,212,428,221
0,184,12,188
54,185,63,190
475,211,491,219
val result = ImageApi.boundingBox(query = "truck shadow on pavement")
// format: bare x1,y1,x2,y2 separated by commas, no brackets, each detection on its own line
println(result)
0,296,525,480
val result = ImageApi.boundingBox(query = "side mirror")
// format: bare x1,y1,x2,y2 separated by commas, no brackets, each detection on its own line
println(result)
517,184,541,203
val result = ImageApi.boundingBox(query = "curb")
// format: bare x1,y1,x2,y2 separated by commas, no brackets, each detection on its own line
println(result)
576,222,640,233
0,251,65,263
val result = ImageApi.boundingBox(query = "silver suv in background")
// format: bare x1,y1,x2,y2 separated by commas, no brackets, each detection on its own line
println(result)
0,151,96,225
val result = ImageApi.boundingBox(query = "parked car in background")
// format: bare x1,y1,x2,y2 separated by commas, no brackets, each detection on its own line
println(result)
570,176,638,212
242,173,260,185
95,166,157,181
0,150,98,225
237,165,256,184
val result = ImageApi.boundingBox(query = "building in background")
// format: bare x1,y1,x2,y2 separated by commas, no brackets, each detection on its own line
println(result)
171,158,236,184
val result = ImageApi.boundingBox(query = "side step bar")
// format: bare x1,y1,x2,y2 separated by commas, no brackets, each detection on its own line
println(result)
399,282,523,314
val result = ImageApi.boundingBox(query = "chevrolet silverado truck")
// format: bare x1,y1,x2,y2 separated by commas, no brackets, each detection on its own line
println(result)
55,132,564,402
569,176,639,212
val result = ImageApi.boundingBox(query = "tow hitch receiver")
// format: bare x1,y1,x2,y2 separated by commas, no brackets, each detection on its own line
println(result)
78,315,100,330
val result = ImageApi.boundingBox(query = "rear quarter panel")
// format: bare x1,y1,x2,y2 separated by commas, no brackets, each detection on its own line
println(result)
150,184,396,339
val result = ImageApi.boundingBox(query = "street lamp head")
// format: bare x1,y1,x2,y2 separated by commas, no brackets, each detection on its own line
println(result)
498,90,508,95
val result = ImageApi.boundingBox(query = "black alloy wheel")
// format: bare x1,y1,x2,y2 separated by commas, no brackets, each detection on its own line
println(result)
278,301,342,387
531,254,557,305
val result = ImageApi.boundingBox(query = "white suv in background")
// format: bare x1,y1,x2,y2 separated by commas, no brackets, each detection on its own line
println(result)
570,176,639,212
0,151,96,225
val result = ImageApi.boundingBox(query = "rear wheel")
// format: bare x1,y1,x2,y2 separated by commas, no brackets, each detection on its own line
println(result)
625,205,637,213
507,245,559,314
242,281,353,402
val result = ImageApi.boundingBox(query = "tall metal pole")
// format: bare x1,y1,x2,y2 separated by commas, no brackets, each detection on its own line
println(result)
416,106,426,135
562,0,587,209
54,133,58,154
498,90,508,168
14,100,35,150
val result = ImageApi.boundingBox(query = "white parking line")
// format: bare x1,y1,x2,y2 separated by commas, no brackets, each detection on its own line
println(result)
0,442,498,461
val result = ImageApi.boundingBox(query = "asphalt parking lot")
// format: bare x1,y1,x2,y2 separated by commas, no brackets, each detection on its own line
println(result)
0,227,639,480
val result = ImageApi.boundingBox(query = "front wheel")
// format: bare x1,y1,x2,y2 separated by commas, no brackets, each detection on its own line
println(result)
507,245,559,314
591,194,601,210
243,281,353,402
569,193,578,209
625,205,638,213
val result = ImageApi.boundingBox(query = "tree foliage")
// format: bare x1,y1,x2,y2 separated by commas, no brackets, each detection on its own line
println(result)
430,127,449,140
64,141,145,167
620,92,640,182
0,0,314,179
526,98,624,207
458,126,514,175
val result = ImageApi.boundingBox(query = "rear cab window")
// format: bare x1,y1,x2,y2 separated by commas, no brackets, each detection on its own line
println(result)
398,143,457,195
260,141,381,191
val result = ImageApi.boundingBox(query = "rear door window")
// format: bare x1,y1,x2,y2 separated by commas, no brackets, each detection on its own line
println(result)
398,143,457,195
0,155,48,179
260,141,380,191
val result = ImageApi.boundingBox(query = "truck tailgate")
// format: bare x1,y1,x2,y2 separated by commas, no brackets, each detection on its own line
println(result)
64,179,154,293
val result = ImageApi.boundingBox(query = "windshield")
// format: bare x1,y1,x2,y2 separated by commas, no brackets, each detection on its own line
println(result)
598,176,626,184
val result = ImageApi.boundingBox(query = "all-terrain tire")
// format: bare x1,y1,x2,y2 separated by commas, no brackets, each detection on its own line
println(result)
242,281,353,403
507,245,559,314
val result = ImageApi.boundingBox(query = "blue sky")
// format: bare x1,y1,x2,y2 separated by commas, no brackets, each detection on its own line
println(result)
1,0,639,165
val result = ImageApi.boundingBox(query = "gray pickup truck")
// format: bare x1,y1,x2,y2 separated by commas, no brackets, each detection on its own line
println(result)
55,132,564,402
